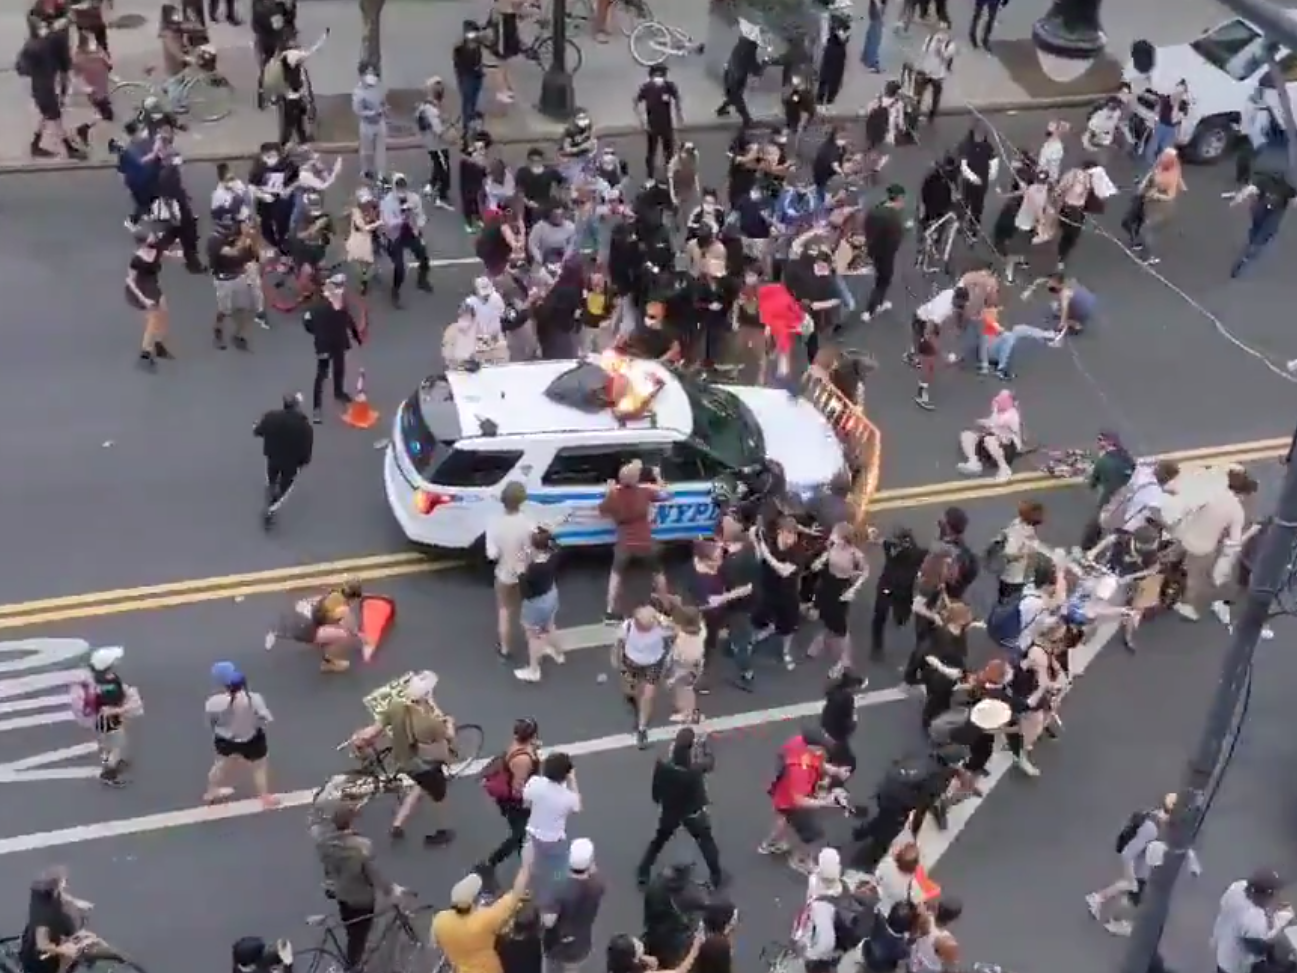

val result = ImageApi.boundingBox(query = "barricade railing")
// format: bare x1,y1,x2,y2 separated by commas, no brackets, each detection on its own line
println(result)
800,371,882,531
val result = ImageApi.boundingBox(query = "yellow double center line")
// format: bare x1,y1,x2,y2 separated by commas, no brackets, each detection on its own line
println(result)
0,438,1285,632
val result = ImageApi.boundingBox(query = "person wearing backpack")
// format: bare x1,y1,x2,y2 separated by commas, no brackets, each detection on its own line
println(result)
1085,792,1200,936
1080,430,1136,549
798,848,871,972
861,902,919,973
985,559,1066,666
70,647,140,787
476,717,541,886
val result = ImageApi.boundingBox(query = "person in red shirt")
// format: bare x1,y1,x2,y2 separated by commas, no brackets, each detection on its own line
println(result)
598,459,670,620
759,725,850,873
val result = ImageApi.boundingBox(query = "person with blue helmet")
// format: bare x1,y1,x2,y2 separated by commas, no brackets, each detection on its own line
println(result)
203,661,277,807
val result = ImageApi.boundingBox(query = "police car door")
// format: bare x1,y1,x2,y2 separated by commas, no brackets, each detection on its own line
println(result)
534,443,648,546
653,439,723,542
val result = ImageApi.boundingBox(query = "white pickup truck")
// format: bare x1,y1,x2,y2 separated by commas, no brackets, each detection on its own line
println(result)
1120,13,1296,164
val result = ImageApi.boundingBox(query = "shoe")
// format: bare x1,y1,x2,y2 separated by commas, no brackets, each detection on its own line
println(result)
1211,600,1231,626
636,727,649,750
256,313,270,330
1172,603,1200,622
311,409,323,425
153,341,174,359
213,329,227,350
138,350,156,370
232,335,250,351
319,657,351,673
994,466,1013,482
513,666,541,683
1086,893,1103,920
956,460,983,475
1014,755,1041,777
423,829,455,847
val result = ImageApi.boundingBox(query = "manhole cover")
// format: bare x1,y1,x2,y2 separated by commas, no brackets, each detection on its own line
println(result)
107,12,148,30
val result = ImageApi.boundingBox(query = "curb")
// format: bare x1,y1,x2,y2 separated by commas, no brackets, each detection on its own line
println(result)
0,93,1099,175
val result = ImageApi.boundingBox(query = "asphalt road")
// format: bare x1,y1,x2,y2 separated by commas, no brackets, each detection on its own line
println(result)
0,462,1290,973
0,109,1292,599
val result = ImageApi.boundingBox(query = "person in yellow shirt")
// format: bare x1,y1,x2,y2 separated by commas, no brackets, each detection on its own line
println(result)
431,853,533,973
266,579,366,673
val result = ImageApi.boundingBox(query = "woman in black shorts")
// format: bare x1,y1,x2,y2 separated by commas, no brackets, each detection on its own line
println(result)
125,228,172,369
806,523,869,676
204,661,277,807
752,516,805,672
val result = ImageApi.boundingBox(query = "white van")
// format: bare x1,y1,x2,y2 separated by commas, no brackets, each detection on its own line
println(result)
1122,13,1297,164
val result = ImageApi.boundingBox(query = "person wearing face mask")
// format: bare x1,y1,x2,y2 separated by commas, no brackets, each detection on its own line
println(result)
125,226,172,368
380,173,433,306
528,206,576,267
634,64,683,177
685,188,724,244
416,77,454,210
559,110,597,185
453,21,486,143
688,257,733,367
957,126,999,237
595,146,628,199
725,128,760,208
352,61,387,179
684,219,725,277
515,147,562,231
758,129,792,201
208,214,259,351
781,73,815,141
248,141,298,254
457,134,490,232
859,184,907,323
270,29,323,146
466,276,509,364
1146,79,1188,165
302,273,362,423
811,127,848,195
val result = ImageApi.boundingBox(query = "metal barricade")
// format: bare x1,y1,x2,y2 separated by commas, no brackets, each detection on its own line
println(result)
800,370,882,530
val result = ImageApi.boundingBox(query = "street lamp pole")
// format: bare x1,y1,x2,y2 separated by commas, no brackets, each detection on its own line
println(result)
538,0,576,120
1117,457,1297,973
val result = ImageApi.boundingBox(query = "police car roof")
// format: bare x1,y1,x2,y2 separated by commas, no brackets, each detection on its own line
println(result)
443,358,694,441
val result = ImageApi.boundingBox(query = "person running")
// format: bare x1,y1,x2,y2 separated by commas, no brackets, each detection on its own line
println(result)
203,661,277,807
476,717,541,883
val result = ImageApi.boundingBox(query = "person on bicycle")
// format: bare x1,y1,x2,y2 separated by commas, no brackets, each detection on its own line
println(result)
21,867,99,973
430,856,534,971
349,670,457,845
265,579,366,671
314,803,408,970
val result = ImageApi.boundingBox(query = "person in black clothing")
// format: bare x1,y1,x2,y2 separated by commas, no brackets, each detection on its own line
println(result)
918,153,958,236
231,936,292,973
715,31,761,126
515,147,562,231
817,13,850,105
725,128,760,208
621,301,681,361
86,647,130,785
635,64,682,177
637,727,724,888
17,30,84,160
251,0,294,108
496,902,543,973
870,527,924,658
253,393,314,529
20,868,82,973
811,128,848,195
453,23,486,144
641,863,711,968
781,73,815,137
156,153,206,273
820,668,865,773
302,275,362,423
690,259,733,366
860,185,906,322
27,0,72,98
248,142,298,253
957,126,998,236
477,717,540,880
785,247,840,362
915,601,971,729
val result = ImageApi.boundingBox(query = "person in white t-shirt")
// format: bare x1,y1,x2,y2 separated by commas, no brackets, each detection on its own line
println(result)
906,285,968,410
615,605,672,749
464,276,508,365
486,482,536,659
1212,870,1293,973
522,751,581,910
956,389,1023,481
1169,466,1256,622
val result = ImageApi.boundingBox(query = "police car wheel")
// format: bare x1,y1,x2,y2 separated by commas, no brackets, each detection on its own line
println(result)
1184,119,1231,165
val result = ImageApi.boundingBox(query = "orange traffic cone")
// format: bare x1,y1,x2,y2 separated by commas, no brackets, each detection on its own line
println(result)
914,864,941,902
358,595,396,663
341,368,380,429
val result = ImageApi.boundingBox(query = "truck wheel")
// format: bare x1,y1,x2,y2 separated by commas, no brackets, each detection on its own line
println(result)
1185,119,1232,165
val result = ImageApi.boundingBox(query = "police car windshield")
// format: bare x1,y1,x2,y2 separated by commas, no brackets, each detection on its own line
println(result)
1189,20,1267,81
678,376,764,470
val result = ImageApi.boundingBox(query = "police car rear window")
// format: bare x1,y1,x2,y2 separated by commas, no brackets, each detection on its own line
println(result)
401,382,463,478
435,449,524,488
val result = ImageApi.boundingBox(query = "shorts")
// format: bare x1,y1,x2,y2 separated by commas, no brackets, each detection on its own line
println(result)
495,579,521,608
520,588,559,630
277,609,318,643
815,573,852,637
496,13,521,59
666,659,702,689
975,437,1020,467
621,654,666,687
409,763,448,801
911,315,936,356
214,275,256,315
756,595,800,637
214,729,269,762
125,283,161,310
780,806,823,844
613,544,662,574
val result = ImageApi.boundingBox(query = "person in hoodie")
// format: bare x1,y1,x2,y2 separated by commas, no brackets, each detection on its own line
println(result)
352,61,387,180
817,14,849,106
253,392,314,528
956,125,999,237
380,174,432,306
155,148,205,273
637,727,723,889
1080,429,1135,549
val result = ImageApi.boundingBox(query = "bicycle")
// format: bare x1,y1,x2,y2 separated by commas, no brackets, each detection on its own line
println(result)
629,20,703,67
916,211,958,276
261,256,370,333
0,930,149,973
531,0,651,36
110,52,234,124
312,724,486,808
518,26,583,74
296,900,434,973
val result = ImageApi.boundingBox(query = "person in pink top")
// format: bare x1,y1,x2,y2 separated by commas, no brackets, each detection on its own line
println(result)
71,29,114,150
957,390,1024,482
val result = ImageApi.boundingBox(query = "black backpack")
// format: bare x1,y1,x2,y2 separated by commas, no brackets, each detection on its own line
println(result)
1115,809,1151,853
816,893,873,954
862,914,909,973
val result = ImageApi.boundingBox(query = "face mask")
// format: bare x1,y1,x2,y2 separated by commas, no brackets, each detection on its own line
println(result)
749,188,761,199
529,162,543,171
362,72,378,85
263,154,278,166
650,76,665,84
703,199,716,210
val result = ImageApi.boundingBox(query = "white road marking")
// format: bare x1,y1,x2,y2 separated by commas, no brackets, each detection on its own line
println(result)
423,257,479,269
0,639,105,782
0,615,1124,856
0,686,909,856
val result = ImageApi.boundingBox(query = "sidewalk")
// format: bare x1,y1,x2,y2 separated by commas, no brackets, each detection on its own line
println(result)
0,0,1239,169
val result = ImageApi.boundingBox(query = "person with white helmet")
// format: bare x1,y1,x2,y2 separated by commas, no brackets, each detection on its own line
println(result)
69,646,140,787
349,670,457,845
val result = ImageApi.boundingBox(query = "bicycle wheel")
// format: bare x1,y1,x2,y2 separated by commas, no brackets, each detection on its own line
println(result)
617,0,653,36
294,947,348,973
369,907,436,973
71,951,149,973
262,258,305,313
759,942,797,973
109,80,154,121
311,769,384,807
629,22,673,67
185,73,234,123
531,34,584,74
446,723,484,778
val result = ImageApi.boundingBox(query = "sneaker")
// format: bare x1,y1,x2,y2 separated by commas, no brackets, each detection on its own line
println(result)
636,727,649,749
263,631,277,650
1172,603,1200,622
1210,600,1232,626
789,854,815,875
756,839,790,855
1104,919,1133,937
1085,893,1103,920
513,666,542,683
423,829,455,847
956,460,983,475
877,300,893,314
1015,755,1041,777
543,647,566,665
782,649,795,671
994,467,1013,483
859,310,873,322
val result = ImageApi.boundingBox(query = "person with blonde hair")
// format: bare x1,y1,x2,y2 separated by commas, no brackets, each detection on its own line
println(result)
1122,146,1186,266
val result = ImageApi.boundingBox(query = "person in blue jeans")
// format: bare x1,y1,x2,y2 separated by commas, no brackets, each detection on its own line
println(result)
452,21,486,147
1230,173,1294,277
860,0,885,73
984,324,1061,379
1144,83,1188,165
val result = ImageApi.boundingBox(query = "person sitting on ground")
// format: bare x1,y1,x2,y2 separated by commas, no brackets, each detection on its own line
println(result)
956,390,1023,482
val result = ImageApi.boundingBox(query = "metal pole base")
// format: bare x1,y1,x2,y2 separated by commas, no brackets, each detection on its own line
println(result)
1032,0,1105,60
538,70,577,122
